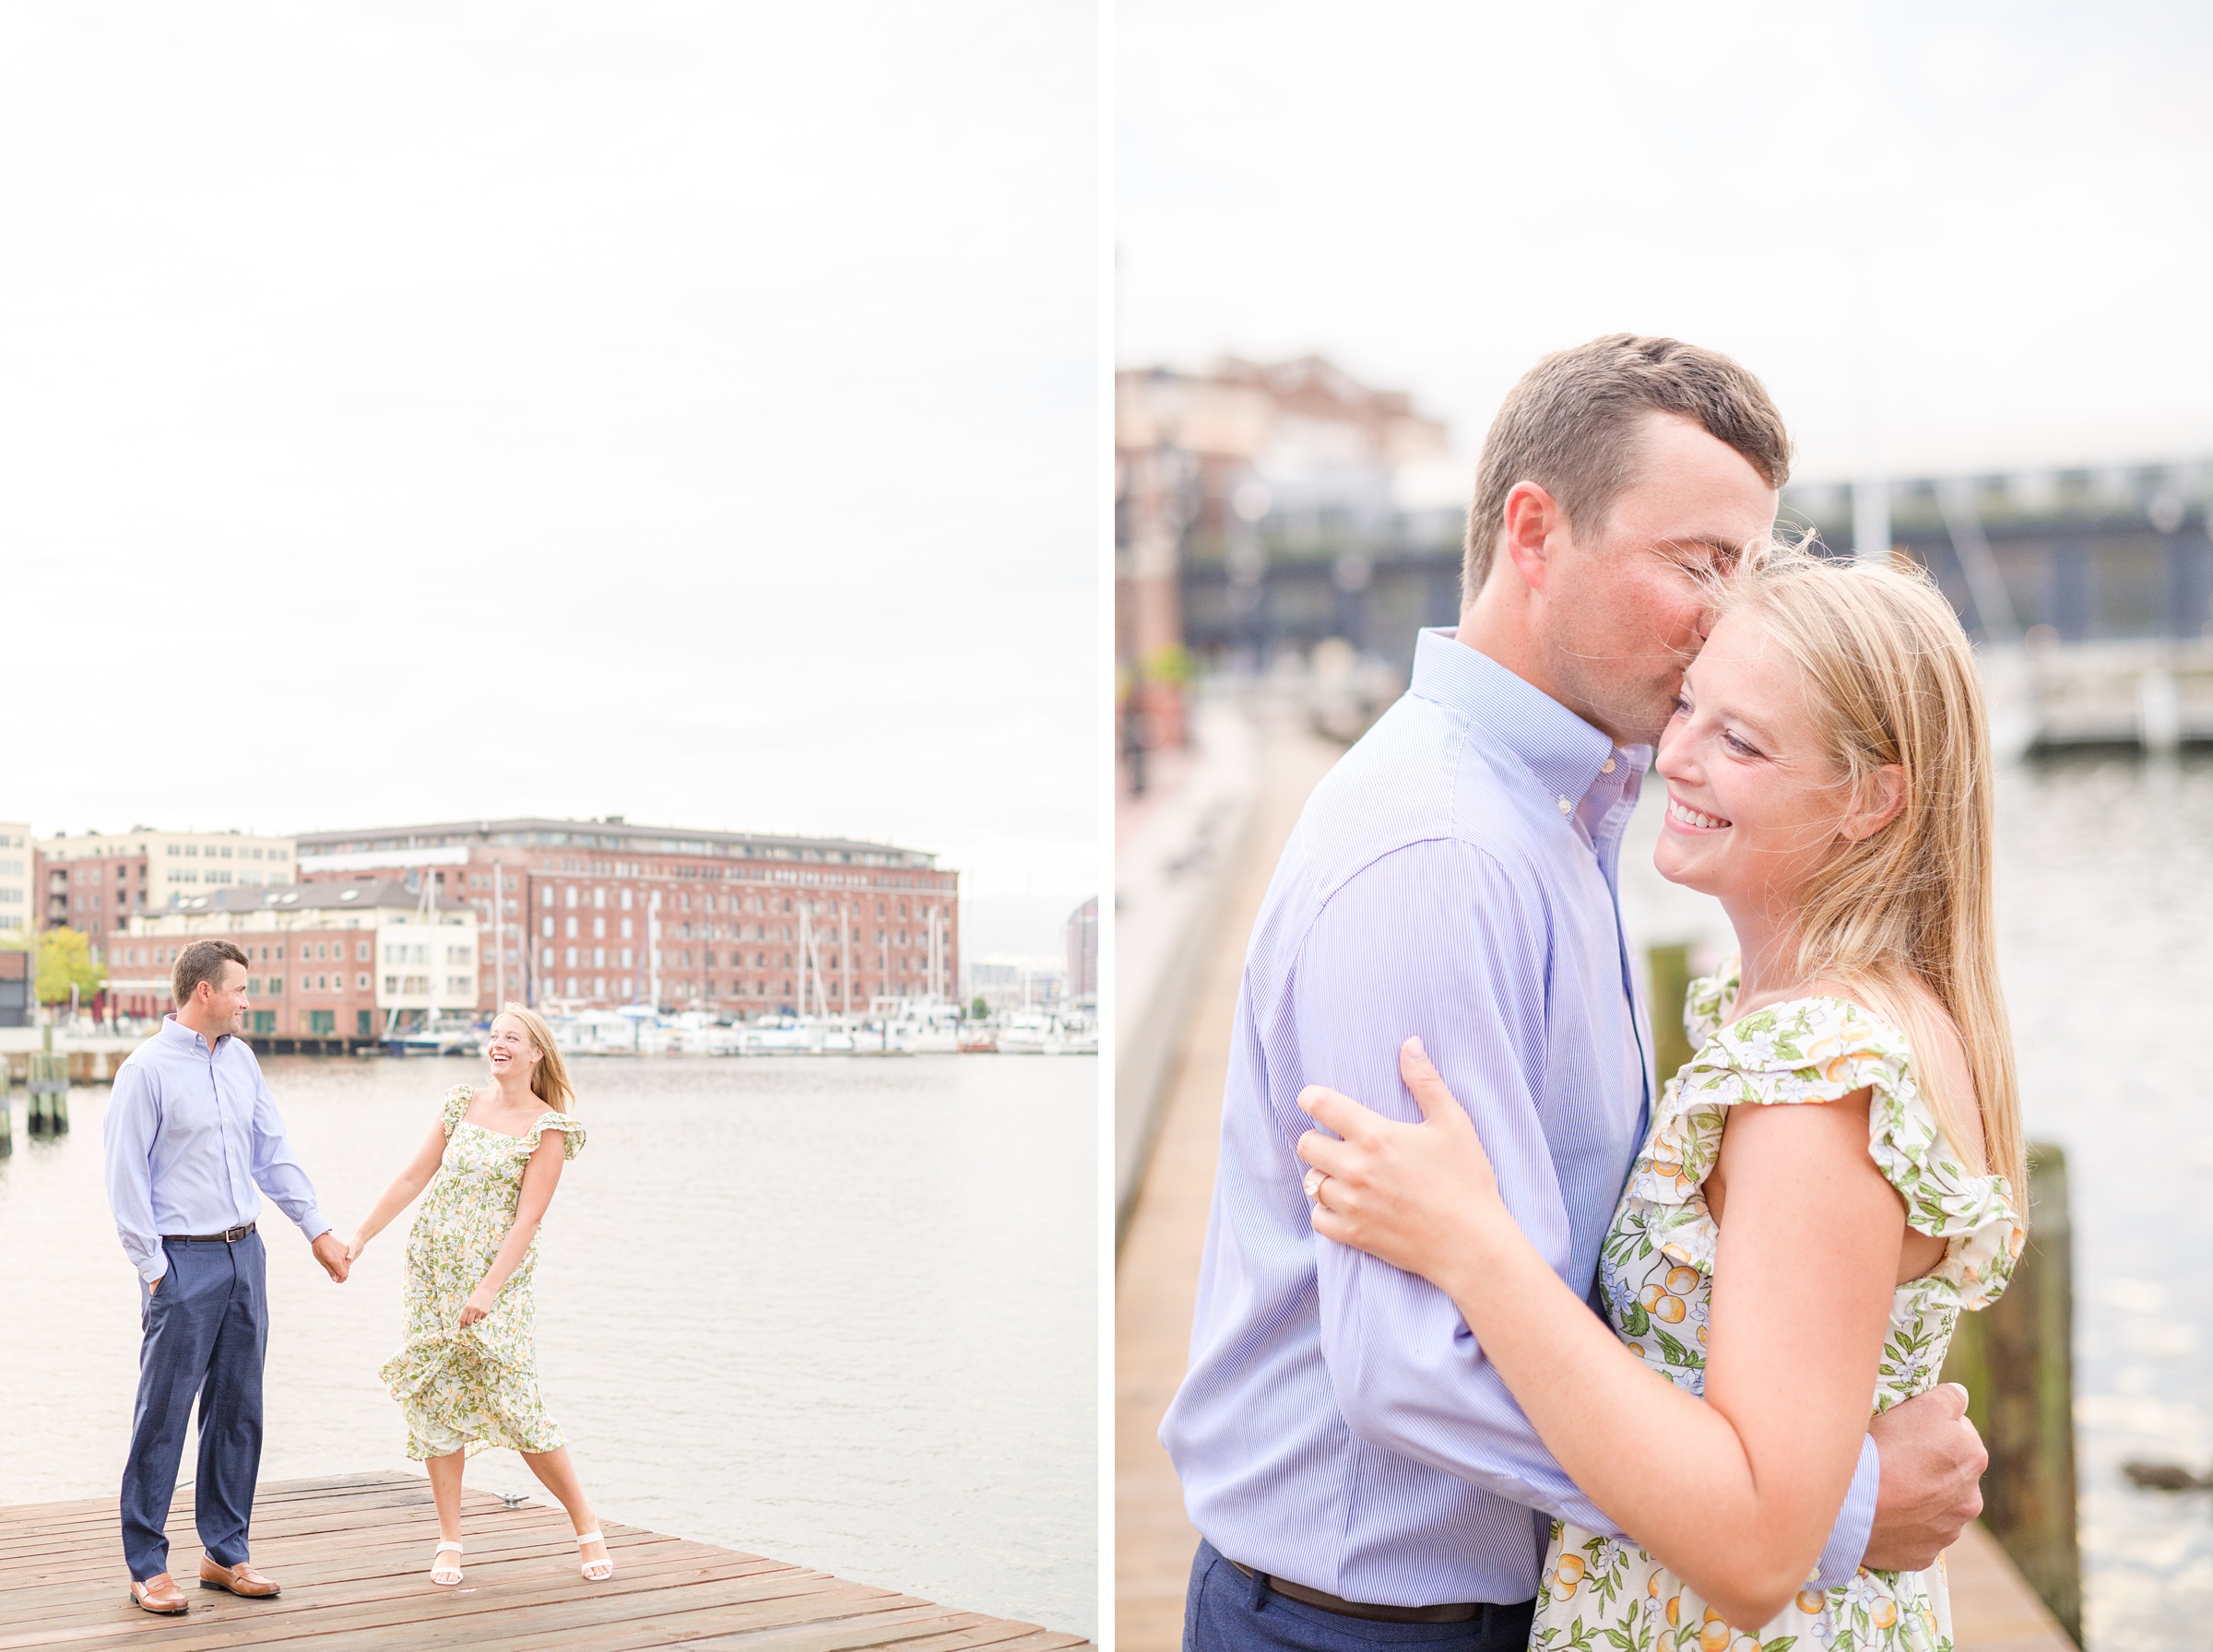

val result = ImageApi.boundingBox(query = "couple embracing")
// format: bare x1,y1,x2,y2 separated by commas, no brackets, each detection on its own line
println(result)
104,938,611,1615
1166,336,2022,1651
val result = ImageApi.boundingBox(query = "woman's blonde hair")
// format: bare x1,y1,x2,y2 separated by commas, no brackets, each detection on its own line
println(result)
1715,549,2023,1193
497,1002,576,1114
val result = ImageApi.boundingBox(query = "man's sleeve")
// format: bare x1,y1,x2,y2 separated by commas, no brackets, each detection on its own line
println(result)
246,1058,328,1241
103,1062,167,1284
1816,1438,1879,1589
1285,838,1622,1534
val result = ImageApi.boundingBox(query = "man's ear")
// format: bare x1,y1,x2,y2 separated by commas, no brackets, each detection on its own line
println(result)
1497,480,1563,594
1840,763,1907,842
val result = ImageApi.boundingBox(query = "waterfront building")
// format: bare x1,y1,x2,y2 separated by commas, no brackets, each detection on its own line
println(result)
966,954,1066,1015
292,816,958,1018
32,829,297,938
109,880,476,1040
1065,895,1097,1008
1117,357,1453,763
0,821,30,938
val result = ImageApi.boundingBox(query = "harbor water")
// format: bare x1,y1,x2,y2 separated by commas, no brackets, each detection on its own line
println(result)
0,1053,1096,1640
1622,749,2213,1652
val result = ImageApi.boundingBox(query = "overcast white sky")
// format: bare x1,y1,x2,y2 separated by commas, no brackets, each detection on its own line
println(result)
0,3,1096,960
1119,0,2213,484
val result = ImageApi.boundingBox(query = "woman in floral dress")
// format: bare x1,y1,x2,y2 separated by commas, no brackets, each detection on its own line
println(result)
348,1004,611,1587
1294,553,2024,1649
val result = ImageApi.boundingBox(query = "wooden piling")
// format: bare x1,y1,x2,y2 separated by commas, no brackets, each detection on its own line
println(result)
1644,942,1696,1091
1942,1143,2081,1646
26,1046,69,1137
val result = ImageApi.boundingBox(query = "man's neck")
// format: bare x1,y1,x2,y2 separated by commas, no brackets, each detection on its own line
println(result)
1453,591,1637,747
174,1008,228,1046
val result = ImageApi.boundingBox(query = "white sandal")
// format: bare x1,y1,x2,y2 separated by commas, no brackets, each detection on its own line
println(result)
575,1529,613,1582
430,1539,464,1587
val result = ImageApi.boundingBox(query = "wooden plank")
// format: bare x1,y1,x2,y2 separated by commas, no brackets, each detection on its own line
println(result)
0,1476,1087,1652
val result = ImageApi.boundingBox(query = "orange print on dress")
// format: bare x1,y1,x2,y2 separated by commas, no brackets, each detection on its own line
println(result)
1639,1265,1700,1325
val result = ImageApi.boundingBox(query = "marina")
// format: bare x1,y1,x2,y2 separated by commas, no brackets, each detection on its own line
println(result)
0,1471,1088,1652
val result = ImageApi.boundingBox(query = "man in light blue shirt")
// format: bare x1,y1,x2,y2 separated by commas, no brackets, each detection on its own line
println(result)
1164,337,1990,1650
103,938,350,1615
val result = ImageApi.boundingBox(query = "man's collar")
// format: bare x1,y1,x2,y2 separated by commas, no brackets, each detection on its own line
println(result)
1408,628,1647,809
160,1012,228,1054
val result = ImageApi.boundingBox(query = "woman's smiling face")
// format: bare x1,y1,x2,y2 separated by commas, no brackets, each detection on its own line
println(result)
1651,608,1873,913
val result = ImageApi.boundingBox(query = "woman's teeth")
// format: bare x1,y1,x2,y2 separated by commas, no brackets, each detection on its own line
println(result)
1668,798,1731,830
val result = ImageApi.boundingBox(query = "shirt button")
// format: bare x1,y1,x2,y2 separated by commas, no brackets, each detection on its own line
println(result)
1602,757,1617,773
1557,796,1572,815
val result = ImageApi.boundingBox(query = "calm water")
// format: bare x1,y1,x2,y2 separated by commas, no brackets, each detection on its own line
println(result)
0,1053,1097,1639
1621,751,2213,1652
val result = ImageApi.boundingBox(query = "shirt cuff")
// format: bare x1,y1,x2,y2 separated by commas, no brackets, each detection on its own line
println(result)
294,1207,331,1244
1812,1434,1881,1590
138,1256,169,1285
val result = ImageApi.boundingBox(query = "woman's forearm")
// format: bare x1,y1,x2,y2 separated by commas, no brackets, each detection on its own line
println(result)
351,1173,428,1247
1435,1212,1836,1624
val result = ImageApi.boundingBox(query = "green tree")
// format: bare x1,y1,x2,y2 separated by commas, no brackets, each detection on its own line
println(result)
969,996,989,1021
36,926,106,1007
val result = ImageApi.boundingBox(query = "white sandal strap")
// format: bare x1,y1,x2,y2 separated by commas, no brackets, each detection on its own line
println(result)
434,1540,465,1554
574,1530,604,1546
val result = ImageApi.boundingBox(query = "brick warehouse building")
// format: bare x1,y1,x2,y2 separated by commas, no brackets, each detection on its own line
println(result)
292,817,958,1019
107,880,475,1046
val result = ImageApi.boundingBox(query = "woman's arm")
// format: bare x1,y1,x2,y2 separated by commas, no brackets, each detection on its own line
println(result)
346,1116,451,1260
457,1131,566,1328
1298,1040,1904,1628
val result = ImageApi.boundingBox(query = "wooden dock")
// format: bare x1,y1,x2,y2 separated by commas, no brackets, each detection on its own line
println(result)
0,1472,1090,1652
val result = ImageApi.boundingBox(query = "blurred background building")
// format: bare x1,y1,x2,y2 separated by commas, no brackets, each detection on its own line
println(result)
0,823,29,939
1115,357,1457,785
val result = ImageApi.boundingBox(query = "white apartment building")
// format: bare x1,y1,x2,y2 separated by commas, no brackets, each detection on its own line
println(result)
0,821,30,937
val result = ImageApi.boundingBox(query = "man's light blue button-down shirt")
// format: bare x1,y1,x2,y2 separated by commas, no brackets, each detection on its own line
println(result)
103,1014,328,1284
1160,628,1877,1606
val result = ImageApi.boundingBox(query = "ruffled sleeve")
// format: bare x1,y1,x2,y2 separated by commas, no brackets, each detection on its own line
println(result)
439,1084,473,1136
1628,994,2022,1312
1679,956,1737,1052
524,1112,586,1161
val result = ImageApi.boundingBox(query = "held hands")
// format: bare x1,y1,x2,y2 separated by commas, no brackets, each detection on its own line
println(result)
311,1230,350,1284
1296,1038,1507,1290
457,1287,496,1330
1863,1382,1988,1570
345,1233,368,1265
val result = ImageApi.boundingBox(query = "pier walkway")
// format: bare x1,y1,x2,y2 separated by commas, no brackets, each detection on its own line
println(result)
0,1472,1087,1652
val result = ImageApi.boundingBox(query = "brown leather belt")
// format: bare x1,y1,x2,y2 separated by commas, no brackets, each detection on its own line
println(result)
163,1222,257,1244
1226,1559,1485,1624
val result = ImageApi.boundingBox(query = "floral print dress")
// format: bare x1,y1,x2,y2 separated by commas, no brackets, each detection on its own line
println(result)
1531,962,2022,1652
377,1084,586,1460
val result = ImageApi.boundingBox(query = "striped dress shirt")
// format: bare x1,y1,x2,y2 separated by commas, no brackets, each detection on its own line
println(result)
104,1014,329,1284
1160,627,1876,1607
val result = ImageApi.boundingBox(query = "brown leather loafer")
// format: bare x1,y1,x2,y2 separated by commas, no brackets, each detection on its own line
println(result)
197,1557,280,1598
130,1574,190,1615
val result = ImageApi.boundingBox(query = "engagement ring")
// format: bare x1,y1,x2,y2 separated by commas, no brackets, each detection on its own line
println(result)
1302,1169,1328,1201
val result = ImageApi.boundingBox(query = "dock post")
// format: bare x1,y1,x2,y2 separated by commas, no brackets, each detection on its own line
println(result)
1942,1142,2080,1645
1643,943,1695,1092
27,1025,68,1137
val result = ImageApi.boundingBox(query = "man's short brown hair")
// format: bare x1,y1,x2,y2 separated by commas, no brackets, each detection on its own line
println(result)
1462,334,1793,597
173,939,249,1009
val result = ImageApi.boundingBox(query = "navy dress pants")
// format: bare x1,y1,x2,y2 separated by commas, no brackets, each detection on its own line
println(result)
1184,1540,1535,1652
121,1232,268,1582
